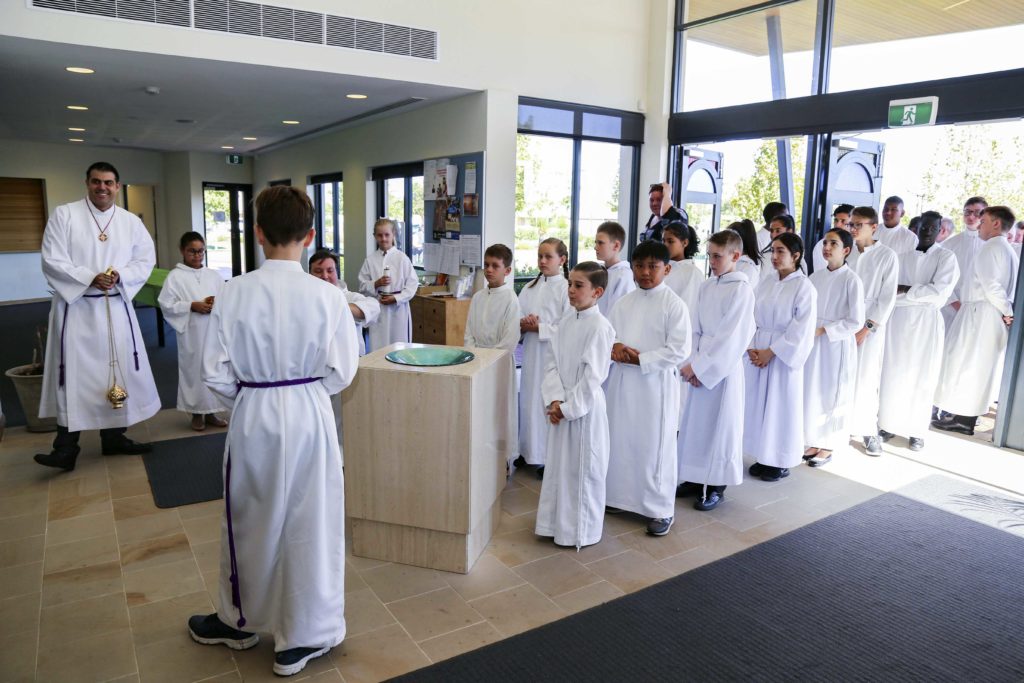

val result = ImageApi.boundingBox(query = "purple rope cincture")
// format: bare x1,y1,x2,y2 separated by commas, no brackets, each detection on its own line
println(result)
59,304,69,387
224,450,246,629
236,377,321,389
119,297,140,371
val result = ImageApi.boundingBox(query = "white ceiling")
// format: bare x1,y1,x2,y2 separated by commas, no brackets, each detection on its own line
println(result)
0,36,473,154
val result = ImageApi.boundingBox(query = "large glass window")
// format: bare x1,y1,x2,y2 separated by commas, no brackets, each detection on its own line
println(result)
310,172,344,272
515,99,642,279
374,164,426,268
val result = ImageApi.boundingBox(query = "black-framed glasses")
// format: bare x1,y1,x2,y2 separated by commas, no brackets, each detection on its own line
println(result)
185,248,206,255
963,209,984,216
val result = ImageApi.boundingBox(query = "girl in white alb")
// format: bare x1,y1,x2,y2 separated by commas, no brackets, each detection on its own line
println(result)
357,219,419,352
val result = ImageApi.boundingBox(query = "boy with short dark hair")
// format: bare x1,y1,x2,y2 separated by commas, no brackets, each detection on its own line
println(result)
464,243,521,352
187,186,359,677
605,240,691,536
594,221,636,318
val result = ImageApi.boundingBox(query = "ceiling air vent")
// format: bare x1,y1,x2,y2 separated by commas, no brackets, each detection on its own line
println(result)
194,0,228,32
76,0,115,17
156,0,191,26
294,10,323,44
354,19,383,52
229,0,260,36
326,14,355,49
261,4,293,40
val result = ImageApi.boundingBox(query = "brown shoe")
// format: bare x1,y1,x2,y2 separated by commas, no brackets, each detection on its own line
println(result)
205,414,228,428
191,414,206,431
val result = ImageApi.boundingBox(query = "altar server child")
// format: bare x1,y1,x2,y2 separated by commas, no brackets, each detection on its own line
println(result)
516,237,571,476
464,243,521,352
663,222,704,313
189,186,359,677
357,218,418,352
157,232,227,431
676,231,755,511
878,212,958,451
744,232,816,482
535,262,615,548
803,229,865,467
846,206,899,455
726,219,762,289
605,240,691,536
594,221,636,318
933,205,1019,436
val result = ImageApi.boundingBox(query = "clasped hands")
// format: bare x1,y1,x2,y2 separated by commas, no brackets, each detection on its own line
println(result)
546,400,564,425
747,347,775,368
679,363,701,387
191,296,215,314
520,314,540,333
611,342,640,365
91,270,120,291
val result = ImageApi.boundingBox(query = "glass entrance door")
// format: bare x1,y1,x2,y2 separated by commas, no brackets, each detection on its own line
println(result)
203,183,254,279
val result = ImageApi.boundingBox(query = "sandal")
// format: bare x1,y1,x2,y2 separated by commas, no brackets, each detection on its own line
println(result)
802,447,820,461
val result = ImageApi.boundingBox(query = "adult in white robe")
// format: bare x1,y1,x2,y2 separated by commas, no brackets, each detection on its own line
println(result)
847,241,899,441
357,246,418,352
804,264,865,450
517,274,570,466
875,223,917,255
159,263,225,416
678,271,756,492
465,281,521,352
744,270,816,471
36,177,161,470
934,232,1018,427
879,243,959,442
940,228,982,330
597,260,636,318
605,284,691,520
535,306,615,548
202,259,358,653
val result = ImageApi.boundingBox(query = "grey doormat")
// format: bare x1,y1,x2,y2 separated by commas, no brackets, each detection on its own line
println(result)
142,432,225,508
391,476,1024,682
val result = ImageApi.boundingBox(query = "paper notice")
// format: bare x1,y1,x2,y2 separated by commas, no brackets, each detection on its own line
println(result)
424,159,437,200
464,161,477,194
440,238,461,275
460,235,482,267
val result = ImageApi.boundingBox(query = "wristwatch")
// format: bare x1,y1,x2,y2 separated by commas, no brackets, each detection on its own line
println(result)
865,320,876,331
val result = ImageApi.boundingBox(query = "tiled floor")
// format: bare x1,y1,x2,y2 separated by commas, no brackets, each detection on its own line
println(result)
0,407,1020,682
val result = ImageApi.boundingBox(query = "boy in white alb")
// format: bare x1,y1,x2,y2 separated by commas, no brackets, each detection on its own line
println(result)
357,218,419,352
187,187,359,678
536,262,615,549
464,244,521,353
605,241,691,536
594,221,636,318
159,231,227,431
677,230,756,512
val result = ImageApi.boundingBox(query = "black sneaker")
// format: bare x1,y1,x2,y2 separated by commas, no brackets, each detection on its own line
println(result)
760,466,790,482
694,490,724,511
748,462,767,477
34,448,79,471
187,613,258,650
909,437,924,452
536,466,545,479
864,435,882,456
101,437,153,456
273,646,330,676
878,429,896,442
512,455,526,468
646,517,674,536
675,482,702,498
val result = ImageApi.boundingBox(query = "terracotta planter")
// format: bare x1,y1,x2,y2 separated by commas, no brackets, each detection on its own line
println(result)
5,365,57,433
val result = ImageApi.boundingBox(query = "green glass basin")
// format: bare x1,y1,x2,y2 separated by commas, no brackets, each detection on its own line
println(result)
385,346,475,367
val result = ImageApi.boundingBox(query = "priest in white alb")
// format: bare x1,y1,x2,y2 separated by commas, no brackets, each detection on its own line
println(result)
35,162,160,472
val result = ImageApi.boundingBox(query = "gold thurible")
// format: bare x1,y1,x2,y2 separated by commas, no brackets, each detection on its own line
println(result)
103,267,129,409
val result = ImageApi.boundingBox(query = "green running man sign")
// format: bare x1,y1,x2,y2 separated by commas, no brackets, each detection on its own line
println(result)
888,96,938,128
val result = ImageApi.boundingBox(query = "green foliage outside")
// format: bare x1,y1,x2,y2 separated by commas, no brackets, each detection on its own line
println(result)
724,139,805,228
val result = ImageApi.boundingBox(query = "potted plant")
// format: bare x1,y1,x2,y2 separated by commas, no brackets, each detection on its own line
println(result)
5,325,57,432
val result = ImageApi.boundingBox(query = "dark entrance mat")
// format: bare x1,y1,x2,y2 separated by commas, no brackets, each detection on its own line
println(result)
142,432,225,508
391,477,1024,682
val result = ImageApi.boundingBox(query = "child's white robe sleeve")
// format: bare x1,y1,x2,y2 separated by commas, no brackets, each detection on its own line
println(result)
769,281,816,369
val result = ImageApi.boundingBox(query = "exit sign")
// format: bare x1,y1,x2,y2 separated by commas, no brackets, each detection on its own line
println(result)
888,96,938,128
226,154,243,165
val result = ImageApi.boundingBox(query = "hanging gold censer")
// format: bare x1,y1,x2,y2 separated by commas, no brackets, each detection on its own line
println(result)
103,267,129,409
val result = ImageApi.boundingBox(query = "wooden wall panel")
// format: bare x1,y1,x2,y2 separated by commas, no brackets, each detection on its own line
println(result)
0,178,47,253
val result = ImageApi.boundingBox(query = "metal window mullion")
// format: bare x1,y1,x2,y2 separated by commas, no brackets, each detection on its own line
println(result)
628,144,642,257
332,182,341,253
404,176,414,259
569,138,582,267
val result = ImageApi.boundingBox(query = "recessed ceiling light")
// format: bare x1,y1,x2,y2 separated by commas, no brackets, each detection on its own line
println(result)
65,66,94,74
242,136,258,141
221,145,234,149
66,105,89,111
68,138,84,143
346,93,368,100
68,127,86,132
282,120,300,125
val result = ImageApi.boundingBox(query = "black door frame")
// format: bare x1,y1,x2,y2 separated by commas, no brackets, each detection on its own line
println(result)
202,182,254,277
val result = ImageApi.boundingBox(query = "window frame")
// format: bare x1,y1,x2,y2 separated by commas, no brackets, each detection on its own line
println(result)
309,172,344,256
372,162,425,266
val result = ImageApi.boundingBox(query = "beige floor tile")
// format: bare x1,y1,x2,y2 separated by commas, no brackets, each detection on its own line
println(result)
41,560,124,607
115,509,185,545
599,510,648,536
47,480,111,522
45,509,115,546
43,533,119,575
109,474,151,500
119,531,192,573
35,628,137,683
360,562,448,604
0,592,40,639
344,588,396,637
552,580,625,614
332,623,430,683
587,549,673,594
617,525,710,563
112,493,162,521
305,670,344,682
49,470,108,500
702,499,777,532
659,546,733,575
107,675,141,683
571,533,631,564
192,539,222,573
345,562,369,594
513,553,601,598
0,491,48,519
344,548,390,573
442,552,525,602
387,587,483,642
124,557,205,607
232,634,335,682
0,534,44,568
0,512,46,543
135,633,236,683
178,499,223,520
192,673,242,683
485,528,561,568
671,521,754,558
495,510,537,535
0,561,42,600
181,513,222,545
499,486,540,516
418,621,504,663
0,631,37,683
39,591,129,649
104,455,147,480
468,584,566,637
129,590,214,648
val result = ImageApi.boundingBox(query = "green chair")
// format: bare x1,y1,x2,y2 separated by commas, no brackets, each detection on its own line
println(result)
134,267,170,347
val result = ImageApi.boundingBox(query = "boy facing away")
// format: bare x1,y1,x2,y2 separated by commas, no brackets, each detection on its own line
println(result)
605,240,692,536
187,186,359,677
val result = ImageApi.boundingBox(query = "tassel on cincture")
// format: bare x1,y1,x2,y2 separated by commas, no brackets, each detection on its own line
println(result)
59,364,65,387
133,352,139,371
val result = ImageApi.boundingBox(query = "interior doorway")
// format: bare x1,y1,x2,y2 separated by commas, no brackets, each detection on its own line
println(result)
120,184,158,244
202,182,254,279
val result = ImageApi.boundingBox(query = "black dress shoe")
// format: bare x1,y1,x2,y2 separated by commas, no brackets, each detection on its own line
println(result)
536,466,545,479
694,490,724,511
909,437,924,451
101,437,153,456
748,462,767,477
878,429,896,442
933,420,974,436
274,646,331,677
512,455,526,468
675,482,702,498
760,466,790,482
34,449,79,471
807,453,832,467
